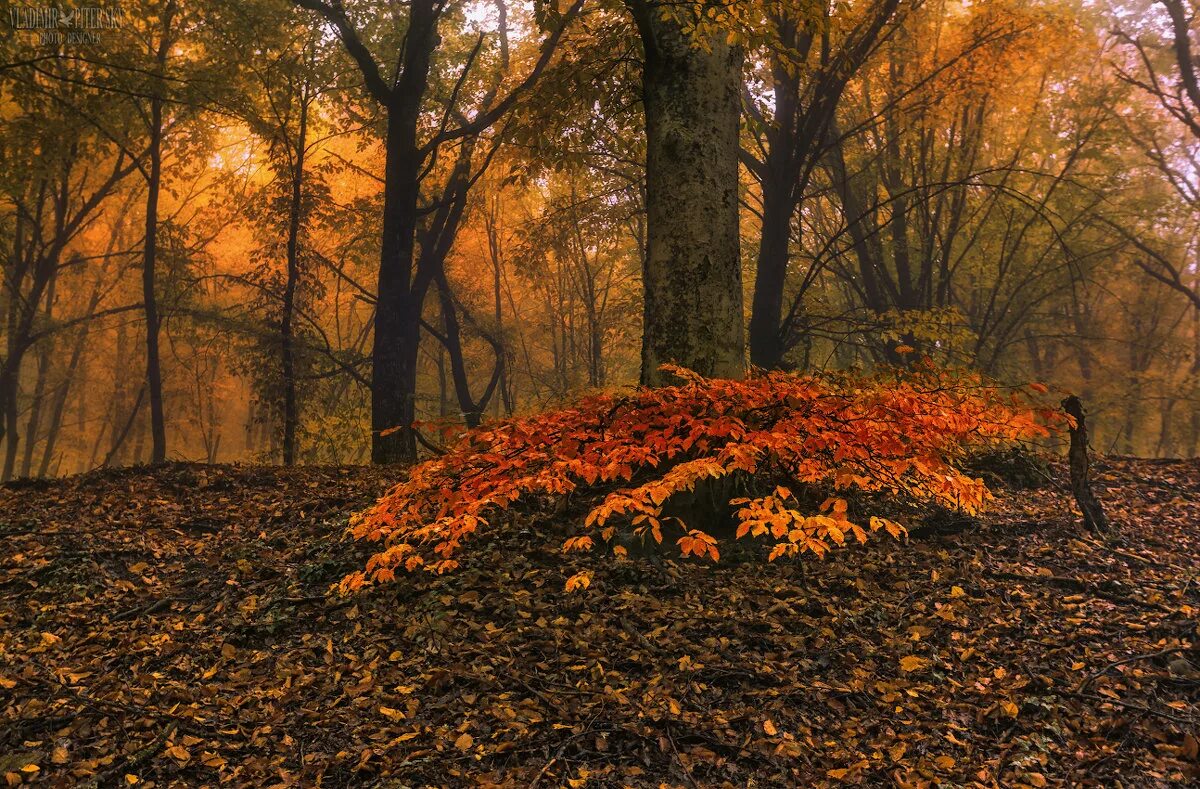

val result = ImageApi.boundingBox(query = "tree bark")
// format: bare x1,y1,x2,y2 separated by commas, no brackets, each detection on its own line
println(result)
280,89,308,466
142,0,176,465
20,333,50,478
370,117,423,463
631,1,745,385
369,0,436,464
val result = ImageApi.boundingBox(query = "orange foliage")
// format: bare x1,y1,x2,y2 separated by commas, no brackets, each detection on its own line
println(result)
339,364,1058,592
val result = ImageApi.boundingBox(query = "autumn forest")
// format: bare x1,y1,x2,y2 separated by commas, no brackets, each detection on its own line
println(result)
4,0,1200,475
4,0,1200,785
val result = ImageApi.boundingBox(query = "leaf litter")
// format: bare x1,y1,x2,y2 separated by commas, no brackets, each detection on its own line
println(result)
1,458,1198,786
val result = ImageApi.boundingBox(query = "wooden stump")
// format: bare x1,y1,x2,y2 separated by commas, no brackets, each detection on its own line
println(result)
1062,395,1109,533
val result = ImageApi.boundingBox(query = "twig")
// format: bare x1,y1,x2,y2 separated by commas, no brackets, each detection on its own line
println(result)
1076,692,1196,725
527,755,558,789
112,595,189,621
985,570,1172,613
666,725,700,789
1077,646,1193,693
82,722,176,788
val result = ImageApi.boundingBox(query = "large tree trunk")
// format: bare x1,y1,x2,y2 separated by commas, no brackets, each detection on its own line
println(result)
371,113,423,464
369,0,436,465
631,1,745,385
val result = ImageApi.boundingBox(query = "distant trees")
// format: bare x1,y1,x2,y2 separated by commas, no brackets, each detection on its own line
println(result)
5,0,1200,474
0,53,143,480
742,0,902,370
293,0,582,462
1111,0,1200,452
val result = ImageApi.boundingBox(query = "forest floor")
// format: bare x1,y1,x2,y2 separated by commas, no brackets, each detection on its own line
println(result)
1,458,1199,788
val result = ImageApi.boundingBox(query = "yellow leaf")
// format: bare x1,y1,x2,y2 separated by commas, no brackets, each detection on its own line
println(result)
889,742,907,762
762,719,777,736
564,571,591,592
934,755,956,769
827,767,850,779
51,746,68,764
899,656,929,673
950,586,965,598
1001,701,1019,717
201,752,227,768
379,706,406,722
19,765,38,774
125,776,139,785
166,745,191,762
454,733,474,750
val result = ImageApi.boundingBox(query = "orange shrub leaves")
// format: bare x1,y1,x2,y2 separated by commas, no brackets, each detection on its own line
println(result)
340,365,1056,592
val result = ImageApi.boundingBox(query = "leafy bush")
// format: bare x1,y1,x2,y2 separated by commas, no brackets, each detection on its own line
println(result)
340,364,1057,592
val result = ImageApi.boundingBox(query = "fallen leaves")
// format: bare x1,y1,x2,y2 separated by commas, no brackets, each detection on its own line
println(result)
1,458,1199,785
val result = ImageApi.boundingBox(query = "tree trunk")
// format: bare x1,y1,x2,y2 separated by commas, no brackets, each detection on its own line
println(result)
371,111,423,463
20,339,50,478
631,1,745,385
0,370,19,481
143,96,167,464
38,320,91,477
369,0,436,464
142,1,175,465
280,92,308,466
1062,395,1109,533
749,156,794,370
486,199,511,416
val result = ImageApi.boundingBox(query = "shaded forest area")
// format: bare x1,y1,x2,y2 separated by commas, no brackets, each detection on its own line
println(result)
2,459,1199,785
4,0,1200,475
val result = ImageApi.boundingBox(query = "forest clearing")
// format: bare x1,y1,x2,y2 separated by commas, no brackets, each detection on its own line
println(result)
2,457,1199,787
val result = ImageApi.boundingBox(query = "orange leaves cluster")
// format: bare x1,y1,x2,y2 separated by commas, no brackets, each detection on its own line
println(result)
340,364,1056,592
